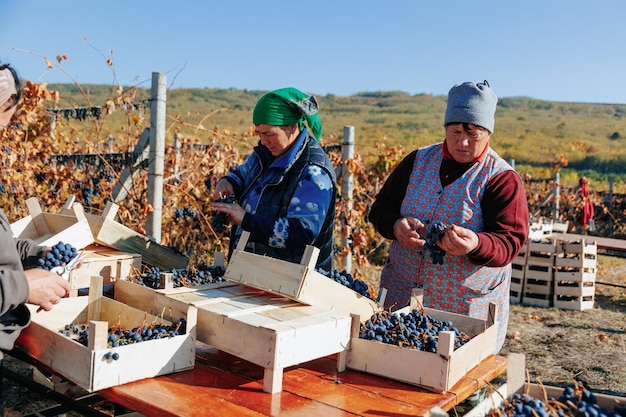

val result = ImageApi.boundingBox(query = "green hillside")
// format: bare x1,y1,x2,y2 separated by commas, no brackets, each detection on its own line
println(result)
47,84,626,189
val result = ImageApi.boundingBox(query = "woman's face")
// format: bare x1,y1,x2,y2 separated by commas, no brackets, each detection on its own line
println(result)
445,123,491,163
0,96,17,128
254,124,298,156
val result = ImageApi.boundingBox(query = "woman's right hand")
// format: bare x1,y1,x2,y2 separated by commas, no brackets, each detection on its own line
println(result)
24,268,71,312
212,179,234,201
393,217,425,248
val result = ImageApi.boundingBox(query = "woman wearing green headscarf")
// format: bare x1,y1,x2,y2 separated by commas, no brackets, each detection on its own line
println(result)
211,87,337,272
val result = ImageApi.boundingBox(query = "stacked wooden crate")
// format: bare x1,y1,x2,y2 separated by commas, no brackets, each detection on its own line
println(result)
510,241,527,304
553,239,597,310
523,239,557,307
511,219,597,311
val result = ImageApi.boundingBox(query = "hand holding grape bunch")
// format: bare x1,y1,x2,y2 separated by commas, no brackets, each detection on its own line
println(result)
211,192,236,233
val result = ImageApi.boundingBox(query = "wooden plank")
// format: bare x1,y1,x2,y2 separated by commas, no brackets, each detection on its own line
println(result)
99,348,507,417
224,249,307,298
297,269,382,319
546,232,626,252
102,358,360,416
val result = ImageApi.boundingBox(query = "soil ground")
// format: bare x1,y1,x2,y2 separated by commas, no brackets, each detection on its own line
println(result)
500,252,626,397
2,254,625,415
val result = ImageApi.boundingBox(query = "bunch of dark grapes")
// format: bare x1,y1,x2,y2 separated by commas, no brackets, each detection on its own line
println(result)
424,222,448,265
490,385,626,416
133,266,162,288
359,309,470,352
36,241,79,271
170,265,225,287
60,319,187,353
319,268,371,299
81,186,95,207
174,205,197,222
211,193,235,233
133,264,225,289
34,172,47,184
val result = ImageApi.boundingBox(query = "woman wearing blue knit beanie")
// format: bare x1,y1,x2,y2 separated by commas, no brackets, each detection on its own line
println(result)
210,87,337,273
369,80,529,353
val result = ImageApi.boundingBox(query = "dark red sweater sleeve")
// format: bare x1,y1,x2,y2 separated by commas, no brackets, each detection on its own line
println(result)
468,169,529,266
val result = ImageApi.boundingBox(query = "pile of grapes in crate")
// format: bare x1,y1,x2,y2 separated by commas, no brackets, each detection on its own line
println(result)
358,308,471,352
131,264,226,288
319,268,372,299
59,316,188,350
490,383,626,417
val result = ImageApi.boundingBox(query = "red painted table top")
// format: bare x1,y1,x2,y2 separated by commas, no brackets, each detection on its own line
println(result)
99,344,507,417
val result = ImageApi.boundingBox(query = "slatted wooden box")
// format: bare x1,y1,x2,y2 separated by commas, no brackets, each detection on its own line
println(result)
15,277,197,392
555,239,597,269
510,270,524,304
115,278,353,394
67,246,142,296
343,289,498,393
527,240,557,266
61,196,189,271
222,231,382,319
10,197,94,250
510,241,528,304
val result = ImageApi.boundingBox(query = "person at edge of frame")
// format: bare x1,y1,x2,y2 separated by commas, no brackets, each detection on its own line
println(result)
0,62,71,362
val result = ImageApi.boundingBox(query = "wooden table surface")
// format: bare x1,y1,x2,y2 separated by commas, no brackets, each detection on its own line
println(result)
99,344,507,417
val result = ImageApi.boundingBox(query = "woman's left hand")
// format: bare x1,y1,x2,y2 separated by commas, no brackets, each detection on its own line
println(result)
436,224,479,256
210,201,246,226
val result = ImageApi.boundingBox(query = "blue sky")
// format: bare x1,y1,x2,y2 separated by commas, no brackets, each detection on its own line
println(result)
1,1,625,104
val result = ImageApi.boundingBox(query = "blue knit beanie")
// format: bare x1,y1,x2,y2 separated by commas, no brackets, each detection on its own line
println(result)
444,80,497,133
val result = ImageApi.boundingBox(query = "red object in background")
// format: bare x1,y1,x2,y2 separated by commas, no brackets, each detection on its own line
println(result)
580,177,594,226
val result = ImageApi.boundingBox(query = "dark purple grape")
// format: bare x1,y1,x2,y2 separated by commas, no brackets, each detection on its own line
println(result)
211,194,236,233
425,222,448,265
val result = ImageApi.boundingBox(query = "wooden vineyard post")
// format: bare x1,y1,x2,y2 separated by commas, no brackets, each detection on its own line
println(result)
338,125,355,274
146,72,167,243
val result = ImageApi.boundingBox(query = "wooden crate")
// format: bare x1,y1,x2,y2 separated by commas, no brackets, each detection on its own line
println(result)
222,231,382,319
524,264,553,282
522,266,553,307
67,246,142,296
510,241,527,304
61,196,189,271
10,197,94,249
15,277,197,392
510,271,524,304
555,239,598,269
114,278,352,394
469,381,626,417
343,289,498,393
554,268,596,282
521,291,552,307
528,221,553,241
526,240,556,266
553,274,596,311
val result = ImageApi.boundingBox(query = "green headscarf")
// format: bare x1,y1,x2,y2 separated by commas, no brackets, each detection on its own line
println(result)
252,87,323,141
